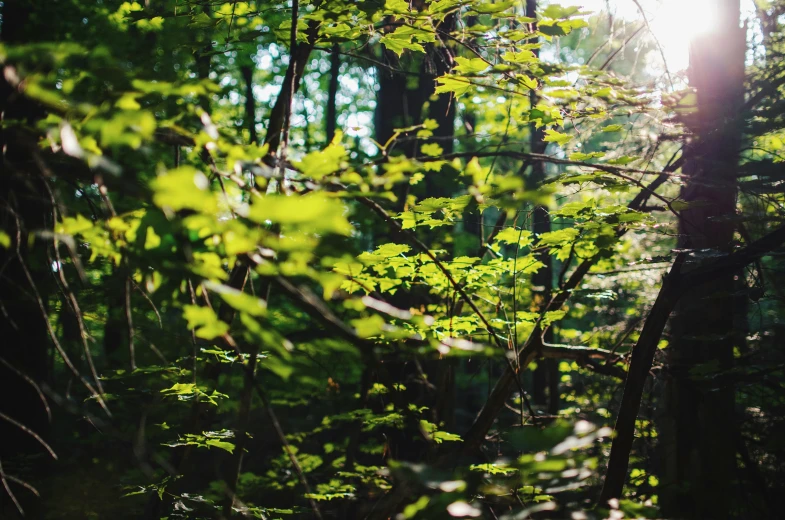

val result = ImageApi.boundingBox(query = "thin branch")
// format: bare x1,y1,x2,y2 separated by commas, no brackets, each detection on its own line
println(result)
0,411,57,460
630,0,674,89
3,207,110,415
125,277,137,371
355,195,506,353
253,378,323,520
0,356,51,423
458,156,684,454
40,170,105,395
0,457,23,516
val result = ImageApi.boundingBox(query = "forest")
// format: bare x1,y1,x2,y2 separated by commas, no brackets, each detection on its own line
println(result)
1,0,785,518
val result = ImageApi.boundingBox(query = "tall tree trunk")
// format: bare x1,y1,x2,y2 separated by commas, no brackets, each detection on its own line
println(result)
658,2,746,516
420,15,456,200
103,265,130,367
240,65,258,145
326,45,340,143
374,51,420,158
526,0,558,415
0,3,54,518
0,0,52,453
372,14,458,455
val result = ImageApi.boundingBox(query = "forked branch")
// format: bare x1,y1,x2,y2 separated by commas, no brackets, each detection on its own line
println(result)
600,223,785,503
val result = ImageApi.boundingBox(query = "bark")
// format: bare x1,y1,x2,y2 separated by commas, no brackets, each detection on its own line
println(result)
103,266,128,366
374,47,416,156
659,3,746,516
370,13,458,459
599,257,686,504
264,22,319,154
221,5,319,516
240,65,258,145
374,16,455,162
420,15,456,201
221,285,269,518
526,0,558,414
599,220,785,504
0,3,54,517
422,20,456,157
326,44,340,143
216,21,319,326
0,0,52,458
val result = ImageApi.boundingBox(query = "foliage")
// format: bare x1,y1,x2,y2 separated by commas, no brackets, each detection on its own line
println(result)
2,0,785,519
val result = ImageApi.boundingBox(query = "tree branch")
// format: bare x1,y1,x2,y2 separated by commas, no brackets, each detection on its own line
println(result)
600,222,785,503
458,156,684,455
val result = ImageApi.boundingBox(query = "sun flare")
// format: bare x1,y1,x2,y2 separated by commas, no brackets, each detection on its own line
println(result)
650,0,721,72
567,0,746,75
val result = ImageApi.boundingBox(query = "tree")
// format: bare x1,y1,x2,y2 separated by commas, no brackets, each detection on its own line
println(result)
0,0,55,461
658,0,746,515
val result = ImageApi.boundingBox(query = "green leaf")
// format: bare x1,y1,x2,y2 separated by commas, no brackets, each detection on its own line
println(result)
295,132,347,178
183,305,229,340
503,50,537,64
205,281,267,317
542,310,567,327
247,193,353,235
471,1,515,14
189,11,215,27
152,166,218,213
97,110,156,148
205,439,236,453
420,142,443,157
420,420,462,443
58,214,94,235
495,228,533,247
379,26,435,57
569,152,605,161
543,5,582,19
543,129,572,146
469,463,515,475
518,75,539,90
160,382,198,397
435,75,472,96
432,431,462,443
537,228,579,247
351,315,387,338
606,155,639,165
385,0,411,14
380,34,424,56
453,56,488,75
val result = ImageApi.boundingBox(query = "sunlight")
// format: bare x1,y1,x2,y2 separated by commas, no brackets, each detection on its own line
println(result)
649,0,720,72
562,0,728,74
563,0,758,78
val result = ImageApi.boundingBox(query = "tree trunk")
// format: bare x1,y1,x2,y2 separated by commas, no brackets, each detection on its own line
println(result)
0,0,53,453
0,4,54,518
658,2,746,516
526,0,558,415
240,65,258,145
372,14,457,458
326,45,340,143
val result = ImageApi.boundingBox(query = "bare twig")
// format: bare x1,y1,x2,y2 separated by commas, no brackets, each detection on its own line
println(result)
4,207,110,414
0,356,51,423
0,411,57,460
125,277,137,371
0,457,24,516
